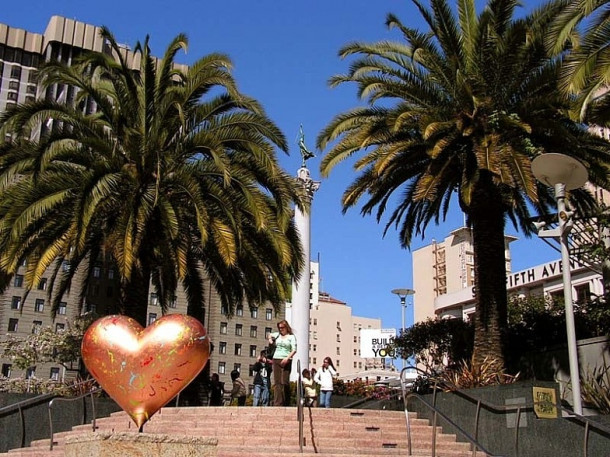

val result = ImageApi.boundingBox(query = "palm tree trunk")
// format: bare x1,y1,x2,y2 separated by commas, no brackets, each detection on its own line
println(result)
119,266,151,327
469,173,508,370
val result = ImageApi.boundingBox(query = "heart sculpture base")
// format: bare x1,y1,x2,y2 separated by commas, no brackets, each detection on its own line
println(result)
81,314,210,428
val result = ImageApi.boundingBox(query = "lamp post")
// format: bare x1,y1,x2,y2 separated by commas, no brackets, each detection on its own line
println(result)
391,288,415,370
532,153,588,415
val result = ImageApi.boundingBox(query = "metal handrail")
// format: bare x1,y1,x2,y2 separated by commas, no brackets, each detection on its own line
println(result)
400,368,501,457
401,367,610,457
296,359,304,453
0,378,97,450
48,384,102,451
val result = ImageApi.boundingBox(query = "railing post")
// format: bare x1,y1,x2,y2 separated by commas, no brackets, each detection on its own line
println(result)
584,420,590,457
514,406,522,457
431,410,438,457
48,399,55,451
90,390,97,432
472,400,481,457
19,405,25,449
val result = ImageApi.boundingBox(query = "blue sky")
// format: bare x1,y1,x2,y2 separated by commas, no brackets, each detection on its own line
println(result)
1,0,558,331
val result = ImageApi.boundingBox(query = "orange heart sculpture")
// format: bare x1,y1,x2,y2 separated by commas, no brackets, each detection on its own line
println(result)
81,314,210,428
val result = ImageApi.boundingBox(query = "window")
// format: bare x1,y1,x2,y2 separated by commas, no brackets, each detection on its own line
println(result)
14,274,23,287
26,84,36,94
7,92,18,101
55,323,65,333
234,344,242,356
149,293,158,306
32,321,42,334
336,347,340,355
218,362,226,374
169,296,177,308
336,360,340,367
313,318,317,325
249,364,256,377
337,321,341,330
265,327,272,338
353,336,358,343
10,66,22,79
11,296,21,310
353,349,357,356
1,364,12,378
575,283,591,303
233,363,241,373
354,362,358,368
26,367,36,379
35,299,44,312
220,322,228,334
313,331,317,340
266,308,272,320
93,266,101,278
148,313,157,325
358,362,362,369
38,278,47,290
108,268,114,279
312,357,317,365
219,342,227,354
221,305,228,315
235,324,243,336
236,305,243,317
58,302,67,315
8,80,19,90
336,334,341,342
313,344,317,352
250,308,258,319
50,367,60,381
250,326,257,338
250,345,257,357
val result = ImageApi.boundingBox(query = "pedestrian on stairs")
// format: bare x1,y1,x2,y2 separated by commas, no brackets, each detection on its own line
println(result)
230,370,247,406
252,350,272,406
269,319,297,406
314,357,337,408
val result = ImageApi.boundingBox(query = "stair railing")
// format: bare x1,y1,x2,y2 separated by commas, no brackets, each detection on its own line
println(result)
48,382,102,450
400,367,610,457
0,391,57,449
296,359,304,453
400,367,502,457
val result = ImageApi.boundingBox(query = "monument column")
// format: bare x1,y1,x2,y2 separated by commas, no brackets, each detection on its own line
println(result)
290,127,319,380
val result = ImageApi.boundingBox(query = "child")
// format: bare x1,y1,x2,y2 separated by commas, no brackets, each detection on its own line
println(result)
230,370,247,406
302,368,317,407
314,357,337,408
253,350,272,406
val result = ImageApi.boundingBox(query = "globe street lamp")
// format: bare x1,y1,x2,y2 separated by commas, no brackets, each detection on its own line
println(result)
531,153,588,415
391,288,415,369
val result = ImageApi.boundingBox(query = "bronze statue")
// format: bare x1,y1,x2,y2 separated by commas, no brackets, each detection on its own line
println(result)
298,124,315,167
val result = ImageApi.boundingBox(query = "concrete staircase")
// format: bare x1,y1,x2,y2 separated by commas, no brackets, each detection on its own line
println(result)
1,406,487,457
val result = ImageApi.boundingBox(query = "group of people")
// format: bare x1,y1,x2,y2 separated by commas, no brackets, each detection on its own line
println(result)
208,319,337,408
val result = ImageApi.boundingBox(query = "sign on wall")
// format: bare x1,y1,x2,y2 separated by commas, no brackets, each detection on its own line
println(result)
360,328,396,358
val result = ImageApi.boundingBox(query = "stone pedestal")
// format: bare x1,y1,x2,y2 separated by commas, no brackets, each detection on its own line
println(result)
65,432,218,457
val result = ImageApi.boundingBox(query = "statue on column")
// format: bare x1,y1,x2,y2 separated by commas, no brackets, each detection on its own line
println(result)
298,124,315,167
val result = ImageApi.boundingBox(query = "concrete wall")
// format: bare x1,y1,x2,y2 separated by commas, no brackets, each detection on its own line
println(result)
407,381,610,457
0,393,121,453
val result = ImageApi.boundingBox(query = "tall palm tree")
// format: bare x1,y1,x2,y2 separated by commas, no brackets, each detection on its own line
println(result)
547,0,610,124
0,28,306,327
318,0,610,369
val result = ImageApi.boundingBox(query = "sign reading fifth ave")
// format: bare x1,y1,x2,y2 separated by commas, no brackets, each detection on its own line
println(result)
506,258,586,289
360,328,397,359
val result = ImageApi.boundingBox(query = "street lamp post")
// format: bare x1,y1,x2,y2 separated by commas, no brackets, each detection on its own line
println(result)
532,153,588,416
391,288,415,370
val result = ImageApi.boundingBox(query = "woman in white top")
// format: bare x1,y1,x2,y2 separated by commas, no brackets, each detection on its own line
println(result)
314,356,336,408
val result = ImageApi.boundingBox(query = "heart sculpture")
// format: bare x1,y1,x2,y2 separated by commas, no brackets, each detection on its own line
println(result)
81,314,210,428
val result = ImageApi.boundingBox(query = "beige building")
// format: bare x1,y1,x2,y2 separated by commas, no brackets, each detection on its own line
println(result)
412,226,603,322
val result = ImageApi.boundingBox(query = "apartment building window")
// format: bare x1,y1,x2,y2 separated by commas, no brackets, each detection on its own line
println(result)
250,308,258,319
8,81,19,90
93,266,101,278
336,347,340,355
149,293,158,306
236,305,243,317
32,321,42,334
249,345,257,357
265,308,272,320
358,362,362,369
7,91,18,101
233,363,241,373
108,268,114,279
221,305,228,315
37,278,47,290
336,360,340,367
234,344,242,356
148,313,157,325
50,367,60,381
336,334,340,342
250,326,257,338
336,321,341,330
353,349,357,356
34,299,44,312
14,274,23,287
313,331,317,340
11,296,21,310
353,336,358,343
56,323,65,332
26,84,36,94
168,296,177,308
313,344,317,352
235,324,243,336
220,322,227,334
58,302,67,315
313,318,317,325
249,364,256,377
25,367,35,379
218,362,226,374
575,283,591,304
312,357,317,365
219,342,227,354
354,362,357,368
10,66,22,79
28,70,38,84
1,364,12,377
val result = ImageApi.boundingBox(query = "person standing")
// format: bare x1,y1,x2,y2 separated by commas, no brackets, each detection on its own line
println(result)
302,368,317,407
252,350,272,406
269,319,297,406
209,373,224,406
230,370,247,406
314,357,337,408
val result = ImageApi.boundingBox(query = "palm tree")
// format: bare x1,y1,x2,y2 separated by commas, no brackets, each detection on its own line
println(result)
547,0,610,124
317,0,610,369
0,28,306,327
